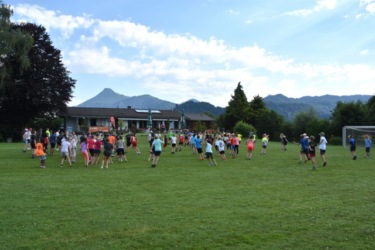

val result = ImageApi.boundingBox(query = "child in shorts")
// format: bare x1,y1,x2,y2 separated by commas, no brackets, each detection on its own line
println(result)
309,136,318,170
35,139,46,168
205,139,217,166
364,135,372,158
246,135,255,160
348,135,357,160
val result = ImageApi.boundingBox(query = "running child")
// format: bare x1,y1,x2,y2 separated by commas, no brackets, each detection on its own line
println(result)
205,139,217,166
246,135,255,160
178,134,184,151
101,138,113,169
60,136,72,167
309,136,318,170
151,135,163,167
130,133,141,154
171,134,177,154
80,137,89,167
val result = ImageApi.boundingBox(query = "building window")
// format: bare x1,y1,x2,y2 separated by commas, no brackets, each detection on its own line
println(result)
90,118,97,126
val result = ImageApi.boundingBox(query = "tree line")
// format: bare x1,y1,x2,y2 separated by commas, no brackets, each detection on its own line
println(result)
217,82,375,143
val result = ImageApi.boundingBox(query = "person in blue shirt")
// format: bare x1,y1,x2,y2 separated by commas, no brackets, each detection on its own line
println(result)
364,135,372,158
150,135,163,167
293,134,309,163
348,135,357,160
195,135,204,160
49,131,57,155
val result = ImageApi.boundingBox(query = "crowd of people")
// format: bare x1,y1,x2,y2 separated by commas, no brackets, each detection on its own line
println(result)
22,128,371,170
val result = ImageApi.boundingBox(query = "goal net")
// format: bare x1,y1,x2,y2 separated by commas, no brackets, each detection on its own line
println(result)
342,126,375,148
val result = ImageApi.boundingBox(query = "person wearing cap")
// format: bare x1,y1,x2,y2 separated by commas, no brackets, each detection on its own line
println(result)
348,135,357,160
364,135,372,158
319,132,328,166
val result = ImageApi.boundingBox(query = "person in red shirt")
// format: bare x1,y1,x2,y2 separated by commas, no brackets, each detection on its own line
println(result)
87,135,96,164
130,133,141,154
178,134,184,152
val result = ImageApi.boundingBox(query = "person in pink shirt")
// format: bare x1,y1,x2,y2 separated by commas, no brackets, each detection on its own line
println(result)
93,137,103,165
80,137,89,167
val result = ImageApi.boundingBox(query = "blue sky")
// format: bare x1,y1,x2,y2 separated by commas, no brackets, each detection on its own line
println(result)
6,0,375,107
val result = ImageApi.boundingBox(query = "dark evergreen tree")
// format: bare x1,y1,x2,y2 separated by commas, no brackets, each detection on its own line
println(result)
248,95,267,128
0,23,76,139
224,82,249,130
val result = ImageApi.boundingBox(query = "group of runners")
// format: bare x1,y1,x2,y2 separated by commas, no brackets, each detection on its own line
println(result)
23,127,371,170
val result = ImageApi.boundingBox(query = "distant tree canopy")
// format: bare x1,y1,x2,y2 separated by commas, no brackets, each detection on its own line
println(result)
0,22,76,139
0,1,33,85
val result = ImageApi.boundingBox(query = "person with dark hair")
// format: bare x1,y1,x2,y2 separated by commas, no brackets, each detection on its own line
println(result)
102,138,113,169
348,135,357,160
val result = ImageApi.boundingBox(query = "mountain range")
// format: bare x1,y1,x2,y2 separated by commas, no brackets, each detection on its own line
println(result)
76,88,372,120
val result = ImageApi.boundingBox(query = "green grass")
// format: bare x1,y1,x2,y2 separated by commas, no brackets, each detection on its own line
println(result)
1,137,375,249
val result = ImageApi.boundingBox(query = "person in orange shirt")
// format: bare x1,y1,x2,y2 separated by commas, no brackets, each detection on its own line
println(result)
35,139,47,168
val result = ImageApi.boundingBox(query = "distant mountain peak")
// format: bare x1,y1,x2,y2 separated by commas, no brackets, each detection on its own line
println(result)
183,99,200,103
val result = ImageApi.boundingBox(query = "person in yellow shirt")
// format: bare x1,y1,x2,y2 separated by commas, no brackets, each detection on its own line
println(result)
237,133,242,144
35,140,47,168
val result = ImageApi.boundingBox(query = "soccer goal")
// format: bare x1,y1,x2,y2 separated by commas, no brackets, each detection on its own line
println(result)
342,126,375,148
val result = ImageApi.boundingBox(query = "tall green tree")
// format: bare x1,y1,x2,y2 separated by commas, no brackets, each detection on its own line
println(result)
257,109,285,140
0,23,76,139
0,1,33,85
291,107,319,140
248,95,267,128
329,101,366,136
223,82,249,130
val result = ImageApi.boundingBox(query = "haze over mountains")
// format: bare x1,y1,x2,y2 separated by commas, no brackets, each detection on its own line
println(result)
76,88,371,121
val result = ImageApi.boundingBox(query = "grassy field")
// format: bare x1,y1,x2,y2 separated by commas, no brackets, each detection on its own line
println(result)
1,137,375,249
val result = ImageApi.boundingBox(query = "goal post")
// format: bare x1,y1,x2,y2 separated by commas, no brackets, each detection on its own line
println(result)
342,126,375,148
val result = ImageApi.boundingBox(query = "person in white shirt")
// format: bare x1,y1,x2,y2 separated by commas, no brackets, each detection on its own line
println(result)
319,132,328,166
60,136,72,167
171,134,177,154
206,140,217,166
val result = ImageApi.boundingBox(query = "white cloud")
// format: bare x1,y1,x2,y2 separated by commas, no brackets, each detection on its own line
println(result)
11,3,375,106
360,49,369,54
13,4,95,38
284,0,337,16
360,0,375,14
226,10,240,15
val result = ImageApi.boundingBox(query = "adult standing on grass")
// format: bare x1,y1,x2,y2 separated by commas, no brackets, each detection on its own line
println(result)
319,132,328,166
150,135,163,167
60,137,73,168
348,135,357,160
364,135,372,158
22,128,31,152
35,139,46,168
101,138,113,169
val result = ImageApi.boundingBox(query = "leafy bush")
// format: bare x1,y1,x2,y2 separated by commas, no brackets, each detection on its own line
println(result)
233,121,257,138
329,136,342,145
